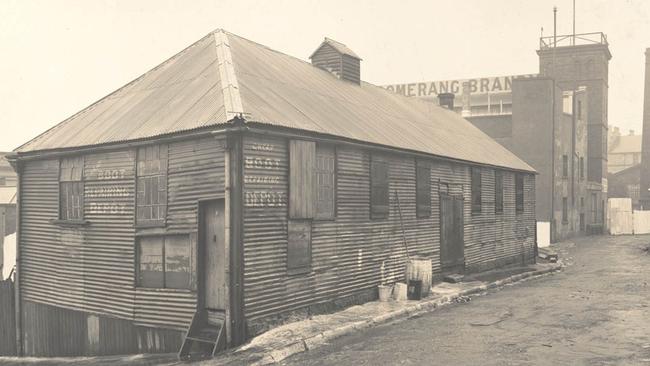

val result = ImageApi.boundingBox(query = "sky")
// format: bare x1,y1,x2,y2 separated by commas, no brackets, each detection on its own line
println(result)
0,0,648,151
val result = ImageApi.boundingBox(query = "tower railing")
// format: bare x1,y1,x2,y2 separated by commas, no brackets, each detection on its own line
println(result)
540,32,608,49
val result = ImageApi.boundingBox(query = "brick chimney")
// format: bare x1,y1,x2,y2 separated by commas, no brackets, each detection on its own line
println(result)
310,38,361,84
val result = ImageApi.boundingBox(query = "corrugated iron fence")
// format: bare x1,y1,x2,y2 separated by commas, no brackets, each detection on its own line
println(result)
0,278,16,355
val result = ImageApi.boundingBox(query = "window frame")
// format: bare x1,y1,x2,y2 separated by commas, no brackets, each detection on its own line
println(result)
515,173,524,214
416,162,431,218
136,234,192,290
136,144,168,228
562,154,568,178
58,156,85,222
370,155,389,219
314,144,337,220
471,167,482,215
562,197,568,224
494,170,504,214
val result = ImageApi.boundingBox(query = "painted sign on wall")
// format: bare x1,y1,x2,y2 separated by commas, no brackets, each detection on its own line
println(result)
244,138,288,208
382,74,536,98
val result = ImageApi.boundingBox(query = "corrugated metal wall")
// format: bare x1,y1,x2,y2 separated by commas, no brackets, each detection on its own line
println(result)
242,133,536,335
18,136,225,354
0,279,16,355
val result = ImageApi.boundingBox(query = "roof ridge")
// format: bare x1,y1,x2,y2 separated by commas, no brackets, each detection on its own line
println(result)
15,32,216,153
213,30,244,121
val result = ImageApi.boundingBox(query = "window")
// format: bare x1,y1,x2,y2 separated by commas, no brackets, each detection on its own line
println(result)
416,163,431,218
314,145,335,219
60,156,84,221
579,157,584,180
0,177,5,186
137,235,191,289
136,145,168,227
471,168,482,214
515,174,524,214
577,100,582,120
370,156,389,219
581,197,585,210
562,93,573,114
495,171,504,214
562,155,568,178
591,193,598,222
562,197,568,224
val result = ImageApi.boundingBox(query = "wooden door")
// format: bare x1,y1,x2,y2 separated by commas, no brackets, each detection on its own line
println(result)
200,199,226,310
440,194,465,273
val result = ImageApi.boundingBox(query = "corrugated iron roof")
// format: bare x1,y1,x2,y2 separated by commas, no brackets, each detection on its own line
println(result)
16,29,534,173
309,37,362,60
0,186,16,205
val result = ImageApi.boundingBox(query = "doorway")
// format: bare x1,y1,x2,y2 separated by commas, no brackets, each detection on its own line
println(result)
199,199,226,311
440,194,464,273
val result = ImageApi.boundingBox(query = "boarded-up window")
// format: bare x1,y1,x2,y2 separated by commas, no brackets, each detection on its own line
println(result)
287,220,311,274
370,156,389,219
136,144,168,227
289,140,316,219
495,170,504,214
60,156,84,221
138,235,190,289
315,145,336,220
416,163,431,218
515,174,524,214
471,168,481,214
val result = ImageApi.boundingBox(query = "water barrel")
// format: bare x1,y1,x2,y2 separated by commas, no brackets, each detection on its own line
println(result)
405,256,431,297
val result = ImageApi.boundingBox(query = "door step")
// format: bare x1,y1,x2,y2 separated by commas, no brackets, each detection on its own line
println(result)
178,310,226,360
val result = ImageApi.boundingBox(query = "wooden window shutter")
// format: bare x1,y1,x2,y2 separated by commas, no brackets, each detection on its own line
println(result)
416,163,431,218
515,174,524,213
495,170,504,214
287,220,311,274
471,167,482,214
371,156,389,219
289,140,316,219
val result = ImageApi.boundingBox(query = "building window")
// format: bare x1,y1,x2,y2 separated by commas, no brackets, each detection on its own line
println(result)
591,193,598,222
495,171,504,214
59,156,84,221
562,155,568,178
515,174,524,214
581,197,585,210
136,144,168,227
579,157,584,180
289,140,316,219
471,168,482,214
0,177,5,186
370,156,389,219
416,163,431,218
577,100,582,120
137,235,191,289
562,197,568,224
314,145,336,220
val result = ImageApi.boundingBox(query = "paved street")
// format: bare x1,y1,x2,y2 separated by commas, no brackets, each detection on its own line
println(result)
283,235,650,366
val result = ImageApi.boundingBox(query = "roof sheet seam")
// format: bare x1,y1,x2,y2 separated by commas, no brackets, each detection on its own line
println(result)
214,30,244,121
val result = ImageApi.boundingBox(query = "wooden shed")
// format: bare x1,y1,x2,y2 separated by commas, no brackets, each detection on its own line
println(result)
8,30,536,357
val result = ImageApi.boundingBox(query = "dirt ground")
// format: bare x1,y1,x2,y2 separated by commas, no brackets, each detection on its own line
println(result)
283,235,650,366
